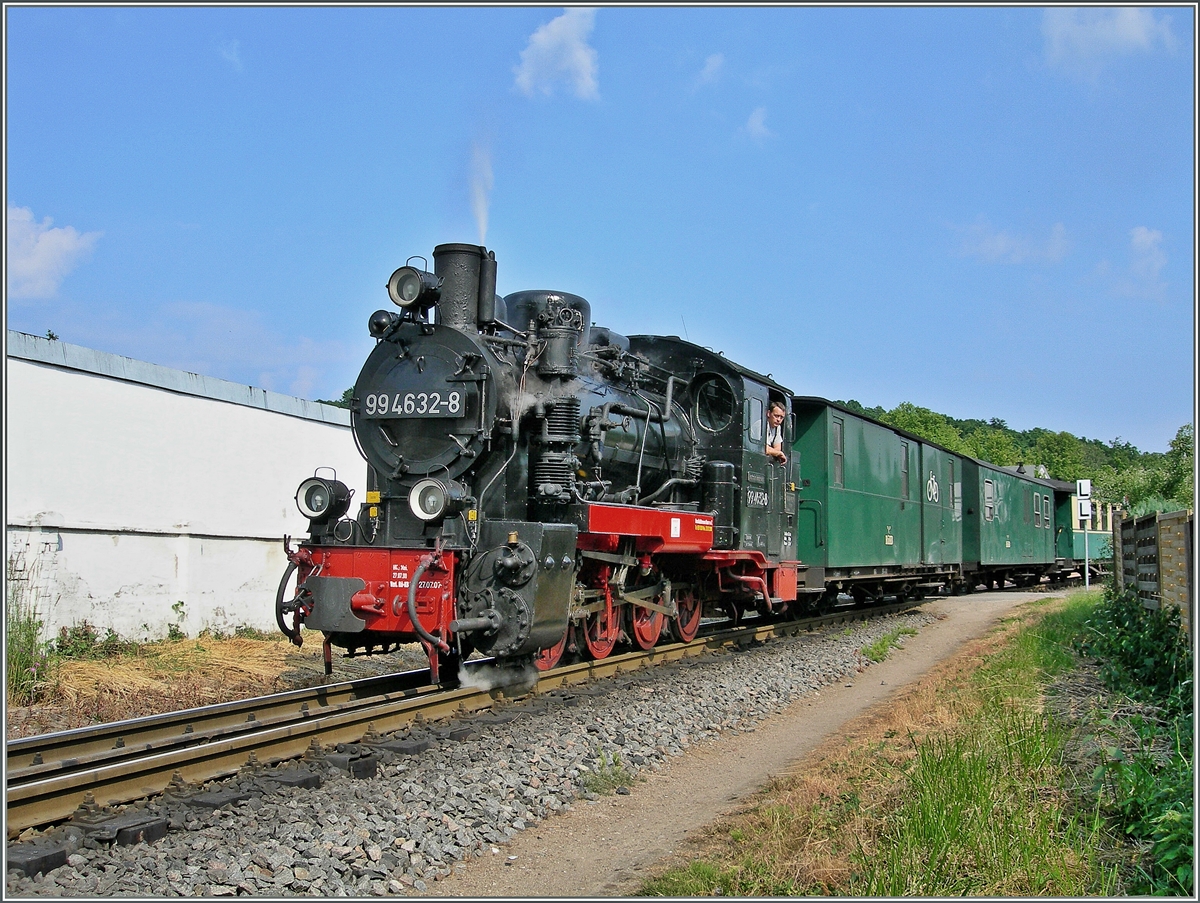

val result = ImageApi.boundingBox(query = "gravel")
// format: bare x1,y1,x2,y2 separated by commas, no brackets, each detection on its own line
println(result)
6,609,935,897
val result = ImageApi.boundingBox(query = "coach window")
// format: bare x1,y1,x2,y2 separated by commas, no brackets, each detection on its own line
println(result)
948,460,956,508
900,442,909,499
832,417,844,486
693,375,735,433
1034,494,1042,527
984,479,995,521
1045,495,1053,528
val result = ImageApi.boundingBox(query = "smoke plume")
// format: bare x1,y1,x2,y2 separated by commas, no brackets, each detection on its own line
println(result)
471,143,494,245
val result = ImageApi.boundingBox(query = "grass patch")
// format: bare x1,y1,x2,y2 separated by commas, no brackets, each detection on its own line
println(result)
581,752,638,795
5,553,56,707
640,591,1127,897
853,597,1114,895
860,627,918,663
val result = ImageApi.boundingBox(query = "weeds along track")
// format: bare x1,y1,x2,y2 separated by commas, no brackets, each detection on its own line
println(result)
6,600,916,837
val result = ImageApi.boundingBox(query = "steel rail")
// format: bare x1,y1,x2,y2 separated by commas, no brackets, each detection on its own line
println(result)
6,669,435,777
5,599,916,836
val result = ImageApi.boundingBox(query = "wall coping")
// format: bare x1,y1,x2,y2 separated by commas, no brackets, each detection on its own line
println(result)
6,330,351,426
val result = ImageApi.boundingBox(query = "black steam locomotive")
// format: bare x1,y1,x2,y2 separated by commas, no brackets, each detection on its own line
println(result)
277,242,801,682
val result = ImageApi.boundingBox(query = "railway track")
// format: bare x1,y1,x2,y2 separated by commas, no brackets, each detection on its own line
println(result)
6,599,915,838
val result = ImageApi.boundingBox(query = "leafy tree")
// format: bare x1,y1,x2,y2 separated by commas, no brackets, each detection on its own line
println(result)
1089,424,1192,510
1093,463,1167,508
879,403,971,455
1031,430,1087,481
1105,437,1141,470
965,427,1020,466
837,399,886,420
316,387,354,410
1162,423,1194,508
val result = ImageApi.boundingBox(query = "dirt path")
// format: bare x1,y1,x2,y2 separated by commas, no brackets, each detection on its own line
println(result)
424,590,1048,898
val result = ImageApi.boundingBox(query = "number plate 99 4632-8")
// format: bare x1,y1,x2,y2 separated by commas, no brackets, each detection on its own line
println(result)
362,391,463,418
746,489,769,508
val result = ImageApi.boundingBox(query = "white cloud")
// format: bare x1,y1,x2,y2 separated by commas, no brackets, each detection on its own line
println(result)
513,8,599,100
1044,222,1070,262
959,218,1070,264
6,205,103,299
218,39,243,72
744,106,772,141
1120,225,1168,300
1043,8,1174,75
696,53,724,86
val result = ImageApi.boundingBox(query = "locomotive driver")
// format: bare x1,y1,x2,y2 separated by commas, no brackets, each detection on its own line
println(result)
766,401,787,466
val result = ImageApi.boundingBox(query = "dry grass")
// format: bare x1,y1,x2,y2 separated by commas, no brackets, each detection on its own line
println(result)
6,637,299,738
7,632,435,739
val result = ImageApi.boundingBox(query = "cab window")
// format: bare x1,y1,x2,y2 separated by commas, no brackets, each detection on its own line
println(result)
693,375,735,432
747,397,764,444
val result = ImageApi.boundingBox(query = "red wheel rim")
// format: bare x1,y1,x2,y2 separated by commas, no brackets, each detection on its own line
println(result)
671,588,702,643
584,598,619,660
535,626,569,671
629,604,664,650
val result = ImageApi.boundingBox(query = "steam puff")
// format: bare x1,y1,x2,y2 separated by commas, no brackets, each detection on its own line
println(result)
471,144,494,245
458,659,539,694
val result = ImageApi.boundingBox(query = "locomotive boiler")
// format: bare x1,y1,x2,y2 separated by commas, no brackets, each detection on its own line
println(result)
277,243,729,683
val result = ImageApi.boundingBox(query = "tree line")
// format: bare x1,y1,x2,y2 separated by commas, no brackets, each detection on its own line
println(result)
838,400,1193,516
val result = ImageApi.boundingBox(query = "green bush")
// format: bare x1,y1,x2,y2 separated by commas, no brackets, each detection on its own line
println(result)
54,621,139,659
1076,586,1192,715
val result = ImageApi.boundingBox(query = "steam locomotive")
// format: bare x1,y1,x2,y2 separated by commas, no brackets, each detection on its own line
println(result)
276,242,807,683
277,242,1085,683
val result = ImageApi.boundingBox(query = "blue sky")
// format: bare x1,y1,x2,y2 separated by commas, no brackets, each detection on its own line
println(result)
6,6,1195,453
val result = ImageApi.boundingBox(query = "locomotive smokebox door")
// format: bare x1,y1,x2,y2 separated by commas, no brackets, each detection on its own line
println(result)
456,521,578,657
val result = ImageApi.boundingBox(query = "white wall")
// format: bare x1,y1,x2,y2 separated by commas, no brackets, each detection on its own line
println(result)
6,331,367,640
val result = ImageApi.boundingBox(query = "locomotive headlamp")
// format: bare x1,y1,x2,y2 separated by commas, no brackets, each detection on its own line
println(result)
368,309,399,337
296,476,352,523
408,478,469,522
387,266,440,311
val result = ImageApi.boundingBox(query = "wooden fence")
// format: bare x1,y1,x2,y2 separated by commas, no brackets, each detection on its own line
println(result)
1115,509,1194,636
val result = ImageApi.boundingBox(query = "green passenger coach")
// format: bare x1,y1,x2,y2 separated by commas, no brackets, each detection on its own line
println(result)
791,397,966,609
961,460,1060,588
789,397,1077,607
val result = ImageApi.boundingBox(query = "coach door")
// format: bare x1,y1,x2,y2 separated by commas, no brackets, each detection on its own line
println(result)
920,444,954,566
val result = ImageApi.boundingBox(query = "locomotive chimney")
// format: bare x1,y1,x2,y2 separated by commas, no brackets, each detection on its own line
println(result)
432,243,486,332
478,249,498,327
